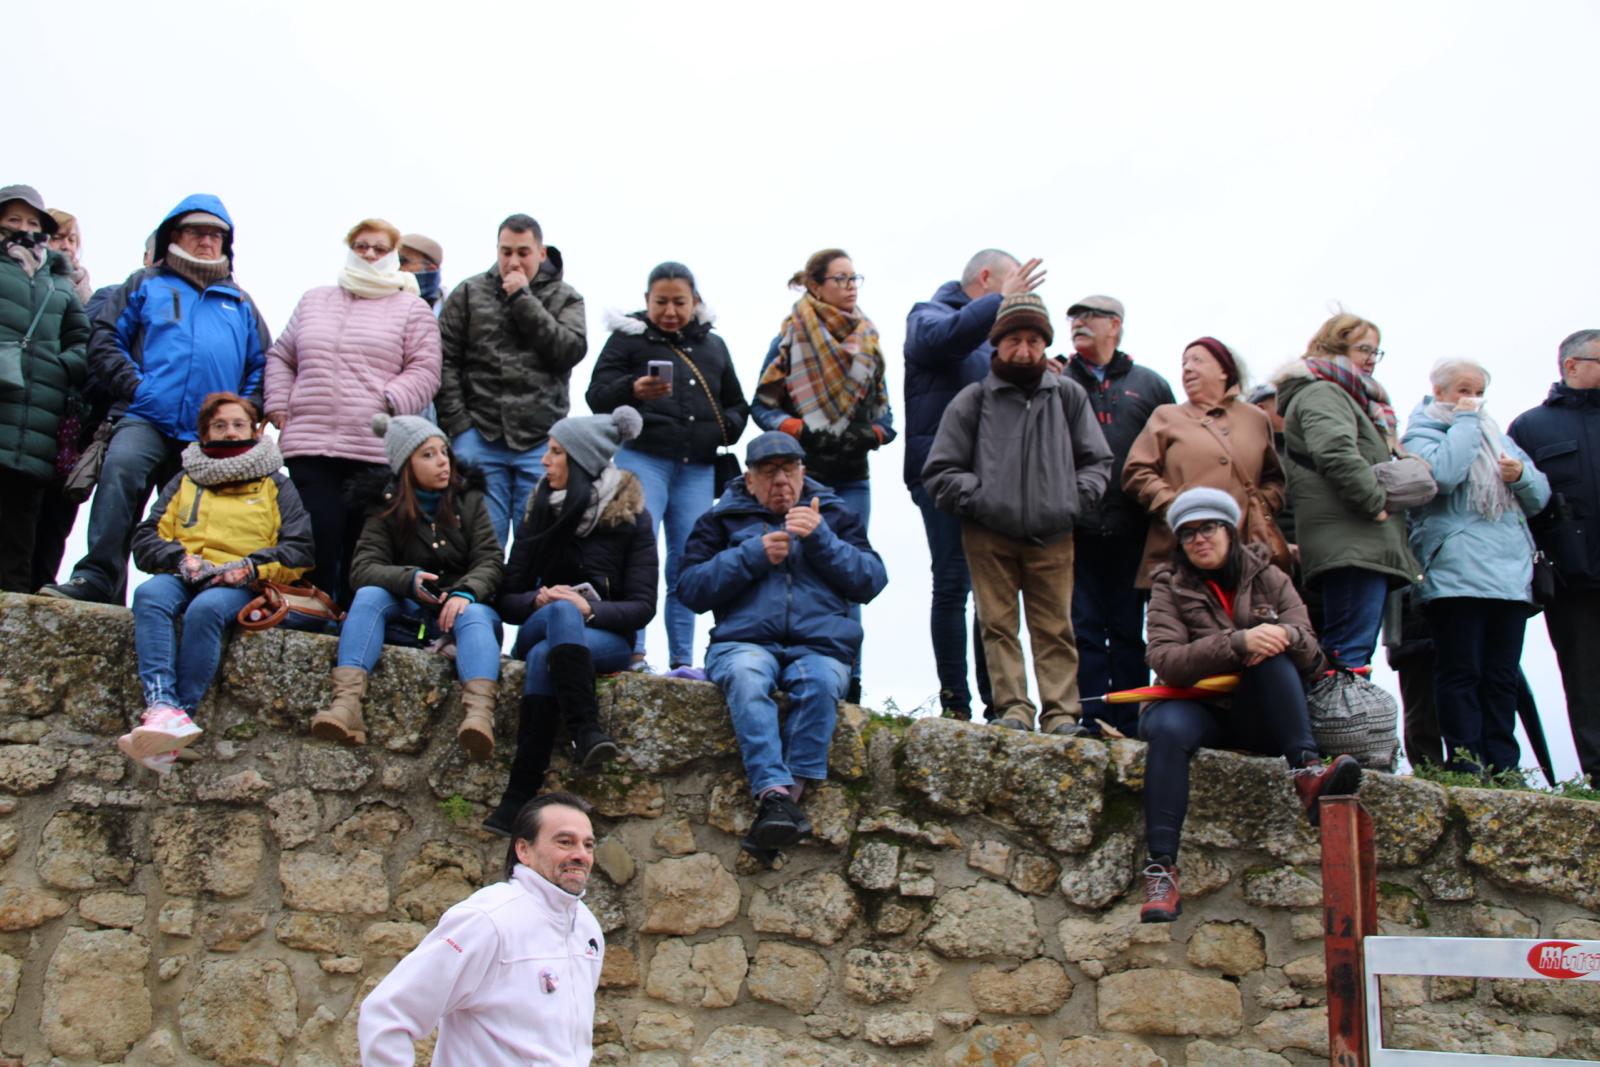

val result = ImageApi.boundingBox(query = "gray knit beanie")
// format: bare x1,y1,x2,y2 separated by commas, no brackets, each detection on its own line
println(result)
371,412,447,474
548,406,644,478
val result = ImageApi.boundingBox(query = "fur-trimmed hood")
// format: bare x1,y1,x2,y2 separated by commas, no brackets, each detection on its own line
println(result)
344,461,490,511
595,467,646,528
602,303,717,339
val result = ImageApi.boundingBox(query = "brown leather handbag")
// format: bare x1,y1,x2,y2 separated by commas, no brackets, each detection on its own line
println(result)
237,581,344,631
1202,414,1293,573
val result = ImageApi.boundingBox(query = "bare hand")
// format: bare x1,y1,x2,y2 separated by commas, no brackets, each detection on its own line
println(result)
546,585,593,618
437,595,468,632
786,497,823,539
1499,455,1523,483
414,571,442,605
533,586,553,609
762,530,791,565
1001,257,1046,296
1375,510,1390,523
266,411,287,430
633,375,672,401
501,268,530,296
1243,624,1291,661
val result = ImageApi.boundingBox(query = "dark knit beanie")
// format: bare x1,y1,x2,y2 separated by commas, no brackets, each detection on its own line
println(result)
1187,336,1240,388
990,293,1054,346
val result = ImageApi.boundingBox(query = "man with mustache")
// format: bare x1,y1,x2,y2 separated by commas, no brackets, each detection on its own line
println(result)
1061,295,1174,736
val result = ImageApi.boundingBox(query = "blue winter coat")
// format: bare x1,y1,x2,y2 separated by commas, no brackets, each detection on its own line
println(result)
1508,383,1600,590
902,282,1001,489
678,476,888,665
88,195,270,441
1401,399,1550,608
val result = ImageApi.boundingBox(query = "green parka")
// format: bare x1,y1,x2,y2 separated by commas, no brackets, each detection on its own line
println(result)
1275,364,1420,589
0,251,89,482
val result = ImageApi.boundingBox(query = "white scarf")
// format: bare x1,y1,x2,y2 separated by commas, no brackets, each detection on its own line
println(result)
338,249,420,299
1424,400,1516,520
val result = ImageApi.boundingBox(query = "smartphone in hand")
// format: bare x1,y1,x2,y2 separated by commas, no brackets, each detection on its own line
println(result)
570,582,602,606
647,360,674,386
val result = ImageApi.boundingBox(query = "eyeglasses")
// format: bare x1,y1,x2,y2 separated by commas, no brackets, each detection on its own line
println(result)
1350,344,1385,363
178,225,226,242
750,461,802,480
352,242,393,256
1176,520,1225,544
1070,309,1118,321
824,274,865,288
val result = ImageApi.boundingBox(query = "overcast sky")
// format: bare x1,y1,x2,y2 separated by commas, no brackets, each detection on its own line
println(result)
20,1,1599,780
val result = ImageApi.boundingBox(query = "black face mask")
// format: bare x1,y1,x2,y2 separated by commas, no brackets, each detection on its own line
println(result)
1,227,50,249
990,353,1047,389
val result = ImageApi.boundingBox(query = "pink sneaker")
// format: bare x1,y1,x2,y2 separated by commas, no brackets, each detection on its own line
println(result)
117,705,202,764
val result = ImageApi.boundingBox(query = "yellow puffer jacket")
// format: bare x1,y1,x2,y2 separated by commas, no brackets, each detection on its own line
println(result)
132,470,314,583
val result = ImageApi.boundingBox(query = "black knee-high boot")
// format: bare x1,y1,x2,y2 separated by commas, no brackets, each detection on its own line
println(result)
482,693,559,836
548,643,619,772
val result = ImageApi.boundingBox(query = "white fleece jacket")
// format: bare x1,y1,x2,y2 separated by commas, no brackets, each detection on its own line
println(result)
358,864,605,1066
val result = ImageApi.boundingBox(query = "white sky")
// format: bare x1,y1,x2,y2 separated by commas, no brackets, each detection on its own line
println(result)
21,0,1599,780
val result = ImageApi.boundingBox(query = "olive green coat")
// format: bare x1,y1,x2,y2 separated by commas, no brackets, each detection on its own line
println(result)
0,251,89,483
1276,365,1420,588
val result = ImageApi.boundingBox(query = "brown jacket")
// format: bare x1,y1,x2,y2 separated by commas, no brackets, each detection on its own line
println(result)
1122,396,1286,587
1145,543,1323,697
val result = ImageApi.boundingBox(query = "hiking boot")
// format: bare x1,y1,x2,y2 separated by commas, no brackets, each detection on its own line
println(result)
997,716,1030,731
1291,754,1363,827
747,791,804,850
38,577,105,603
117,704,202,764
310,667,368,746
456,678,497,761
1049,721,1087,738
1141,860,1182,923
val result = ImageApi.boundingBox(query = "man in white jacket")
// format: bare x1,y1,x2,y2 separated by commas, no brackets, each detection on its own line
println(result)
359,793,605,1066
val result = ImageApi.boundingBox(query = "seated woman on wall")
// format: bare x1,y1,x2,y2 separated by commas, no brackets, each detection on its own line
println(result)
1138,487,1362,924
485,407,658,835
311,414,505,757
122,393,313,771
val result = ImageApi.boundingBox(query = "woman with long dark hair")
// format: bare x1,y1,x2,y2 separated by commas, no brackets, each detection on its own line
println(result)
1137,487,1361,923
484,407,658,834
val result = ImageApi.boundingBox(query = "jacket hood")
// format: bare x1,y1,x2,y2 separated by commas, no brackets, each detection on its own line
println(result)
487,245,566,286
154,194,236,263
710,474,845,518
1272,360,1317,405
1545,381,1600,408
597,468,647,527
931,279,970,307
603,304,718,338
345,461,490,510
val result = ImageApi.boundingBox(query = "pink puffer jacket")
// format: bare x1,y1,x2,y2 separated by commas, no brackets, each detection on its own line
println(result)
264,286,442,464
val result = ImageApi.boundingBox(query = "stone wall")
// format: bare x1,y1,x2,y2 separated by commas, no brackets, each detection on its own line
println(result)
1,594,1598,1066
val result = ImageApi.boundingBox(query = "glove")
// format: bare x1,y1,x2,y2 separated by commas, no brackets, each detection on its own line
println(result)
842,424,881,455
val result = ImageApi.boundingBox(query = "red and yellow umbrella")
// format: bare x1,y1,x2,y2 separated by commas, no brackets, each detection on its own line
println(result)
1086,673,1241,706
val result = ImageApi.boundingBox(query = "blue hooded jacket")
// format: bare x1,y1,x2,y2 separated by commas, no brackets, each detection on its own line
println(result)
87,194,270,440
678,476,888,664
902,281,1001,488
1401,398,1550,607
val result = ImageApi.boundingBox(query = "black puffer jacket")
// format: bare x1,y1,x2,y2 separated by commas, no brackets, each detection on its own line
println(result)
498,469,658,638
1062,351,1175,537
585,309,748,463
347,464,504,604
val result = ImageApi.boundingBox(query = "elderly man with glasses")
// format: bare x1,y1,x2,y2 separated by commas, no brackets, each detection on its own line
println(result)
678,430,887,862
1510,328,1600,787
43,194,271,605
1059,295,1174,735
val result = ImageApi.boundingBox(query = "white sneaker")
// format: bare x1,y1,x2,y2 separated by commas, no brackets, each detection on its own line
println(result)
141,750,180,775
118,705,202,763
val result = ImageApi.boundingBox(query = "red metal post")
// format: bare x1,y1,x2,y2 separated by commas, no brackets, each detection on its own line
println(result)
1321,795,1376,1067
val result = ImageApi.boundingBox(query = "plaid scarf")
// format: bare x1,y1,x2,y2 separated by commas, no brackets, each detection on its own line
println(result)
1304,356,1398,447
758,295,886,432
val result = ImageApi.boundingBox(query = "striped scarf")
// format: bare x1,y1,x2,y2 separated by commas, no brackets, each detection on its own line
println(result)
758,295,886,432
1304,356,1398,447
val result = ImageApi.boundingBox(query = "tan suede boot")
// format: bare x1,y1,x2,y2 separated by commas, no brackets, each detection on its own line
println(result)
457,678,498,761
310,667,368,746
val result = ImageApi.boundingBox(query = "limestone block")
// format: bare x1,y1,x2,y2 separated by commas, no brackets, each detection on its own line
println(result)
320,955,363,973
1097,968,1242,1036
1470,902,1538,939
848,841,901,891
641,853,741,935
0,743,67,793
1555,918,1600,940
633,1009,695,1051
599,944,640,988
0,884,68,930
968,958,1074,1015
79,890,145,929
36,809,135,888
1058,831,1135,909
863,1010,934,1047
1057,901,1171,963
600,672,742,774
395,841,481,922
652,816,697,855
1182,1042,1290,1066
281,849,390,914
707,772,755,837
1356,772,1448,866
1253,1007,1330,1056
362,920,427,957
967,839,1010,878
41,928,151,1061
1181,851,1233,899
1056,1036,1166,1066
158,956,186,981
585,872,630,934
873,901,919,936
151,809,264,898
195,768,275,804
1455,786,1600,909
1241,866,1321,908
645,936,747,1008
800,780,856,847
1285,952,1326,990
296,742,374,792
806,1012,861,1039
922,881,1040,959
1491,977,1600,1017
332,802,412,853
0,822,16,862
0,951,21,1025
594,838,636,884
265,787,321,849
747,941,830,1014
550,769,664,819
942,1023,1045,1066
178,958,299,1066
276,912,344,953
1182,750,1317,862
855,810,962,848
1186,921,1268,977
200,906,268,951
1419,829,1476,900
691,1024,888,1066
748,870,860,946
1008,852,1059,896
843,948,941,1004
158,898,195,937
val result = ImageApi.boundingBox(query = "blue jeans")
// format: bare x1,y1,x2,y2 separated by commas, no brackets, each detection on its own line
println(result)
513,600,635,696
71,417,182,601
1318,567,1391,669
826,479,871,683
450,427,546,550
336,586,503,681
615,448,714,667
1073,531,1150,733
132,574,255,712
911,482,990,713
705,641,850,796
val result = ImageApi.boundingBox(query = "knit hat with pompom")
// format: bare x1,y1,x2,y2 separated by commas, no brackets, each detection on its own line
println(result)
371,412,447,474
548,406,643,478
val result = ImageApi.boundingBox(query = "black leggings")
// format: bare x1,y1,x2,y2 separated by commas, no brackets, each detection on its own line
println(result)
1137,654,1318,861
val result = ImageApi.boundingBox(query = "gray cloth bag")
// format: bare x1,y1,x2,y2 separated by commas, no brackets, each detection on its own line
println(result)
1307,670,1400,771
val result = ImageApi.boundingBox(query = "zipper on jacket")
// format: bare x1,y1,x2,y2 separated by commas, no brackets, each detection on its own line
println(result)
1020,396,1034,535
184,486,205,527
